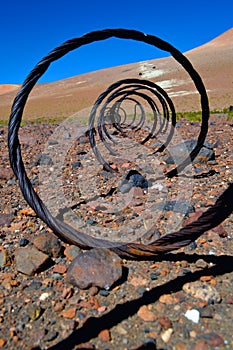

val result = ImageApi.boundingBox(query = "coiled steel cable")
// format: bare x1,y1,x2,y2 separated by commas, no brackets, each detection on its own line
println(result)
88,79,176,170
8,28,232,259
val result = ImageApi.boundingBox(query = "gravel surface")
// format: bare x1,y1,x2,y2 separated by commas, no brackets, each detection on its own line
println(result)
0,114,232,350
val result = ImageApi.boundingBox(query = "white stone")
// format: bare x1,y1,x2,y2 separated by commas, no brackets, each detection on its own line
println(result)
151,183,164,191
185,309,200,324
39,292,51,301
161,328,173,343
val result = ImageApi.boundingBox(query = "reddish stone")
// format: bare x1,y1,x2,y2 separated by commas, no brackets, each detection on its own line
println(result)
137,305,157,322
53,264,67,274
33,232,62,258
19,208,36,216
79,297,100,310
225,296,233,304
121,162,131,169
61,286,73,299
98,329,111,342
211,224,228,238
98,306,107,313
0,339,6,347
110,164,118,171
200,275,214,282
53,301,65,312
61,307,76,319
64,245,81,261
66,248,122,289
129,276,147,286
14,246,49,276
182,211,204,226
159,294,178,304
158,316,173,330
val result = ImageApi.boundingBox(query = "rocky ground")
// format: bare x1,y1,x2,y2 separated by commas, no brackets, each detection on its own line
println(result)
0,114,233,350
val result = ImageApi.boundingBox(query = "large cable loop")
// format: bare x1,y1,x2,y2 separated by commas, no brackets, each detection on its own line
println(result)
7,28,232,259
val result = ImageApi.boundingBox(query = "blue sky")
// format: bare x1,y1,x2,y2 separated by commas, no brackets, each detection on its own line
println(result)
1,0,232,84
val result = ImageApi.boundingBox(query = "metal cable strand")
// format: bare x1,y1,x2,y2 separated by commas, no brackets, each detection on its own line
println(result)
110,183,233,258
7,28,232,260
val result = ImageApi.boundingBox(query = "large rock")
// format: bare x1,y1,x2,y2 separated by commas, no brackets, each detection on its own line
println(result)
33,232,63,258
67,248,123,289
15,246,50,275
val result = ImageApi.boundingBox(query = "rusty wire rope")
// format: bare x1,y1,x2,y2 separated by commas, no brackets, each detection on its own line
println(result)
8,28,233,259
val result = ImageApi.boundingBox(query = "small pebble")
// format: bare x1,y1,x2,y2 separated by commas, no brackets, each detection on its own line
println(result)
158,317,172,329
27,305,43,321
64,245,82,261
184,309,200,324
39,292,51,301
150,272,158,280
44,331,58,342
137,305,157,322
53,264,67,274
98,329,111,342
225,296,233,304
61,307,76,319
99,290,110,297
0,248,11,267
0,339,6,347
19,238,29,247
161,328,173,343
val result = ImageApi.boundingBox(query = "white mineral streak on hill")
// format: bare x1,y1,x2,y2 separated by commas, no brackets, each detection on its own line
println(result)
0,28,232,119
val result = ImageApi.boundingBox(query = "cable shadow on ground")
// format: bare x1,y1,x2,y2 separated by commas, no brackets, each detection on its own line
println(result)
46,253,233,350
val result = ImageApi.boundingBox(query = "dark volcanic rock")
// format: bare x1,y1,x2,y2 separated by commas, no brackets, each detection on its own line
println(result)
119,170,148,193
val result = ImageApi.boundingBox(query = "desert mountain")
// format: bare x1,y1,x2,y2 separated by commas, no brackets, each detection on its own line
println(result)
1,28,232,121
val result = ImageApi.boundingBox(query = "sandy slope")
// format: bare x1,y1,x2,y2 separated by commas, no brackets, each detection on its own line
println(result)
1,28,232,120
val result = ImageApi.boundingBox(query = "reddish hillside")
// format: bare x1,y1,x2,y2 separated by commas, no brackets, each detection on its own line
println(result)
0,84,20,95
1,28,232,121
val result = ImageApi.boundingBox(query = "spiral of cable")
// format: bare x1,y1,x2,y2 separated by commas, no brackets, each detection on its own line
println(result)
8,28,233,259
88,78,176,173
